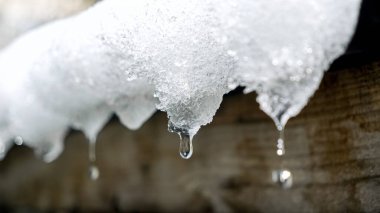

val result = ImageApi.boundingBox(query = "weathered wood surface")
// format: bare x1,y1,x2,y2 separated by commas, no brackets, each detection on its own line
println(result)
0,60,379,212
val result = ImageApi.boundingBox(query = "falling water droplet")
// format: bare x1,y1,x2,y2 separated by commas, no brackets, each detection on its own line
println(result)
272,169,293,189
89,164,99,180
14,136,24,146
179,132,193,159
88,138,99,180
272,119,293,188
276,129,285,156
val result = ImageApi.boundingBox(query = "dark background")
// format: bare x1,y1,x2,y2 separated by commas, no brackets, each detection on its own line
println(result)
333,0,380,69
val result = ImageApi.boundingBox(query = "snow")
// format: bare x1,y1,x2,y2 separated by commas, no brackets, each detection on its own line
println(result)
0,0,361,160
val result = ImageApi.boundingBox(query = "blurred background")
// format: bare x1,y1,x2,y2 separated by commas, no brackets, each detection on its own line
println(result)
0,0,96,48
0,0,379,212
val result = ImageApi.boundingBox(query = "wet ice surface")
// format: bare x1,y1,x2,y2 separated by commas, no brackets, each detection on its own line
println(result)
220,0,362,129
0,0,361,161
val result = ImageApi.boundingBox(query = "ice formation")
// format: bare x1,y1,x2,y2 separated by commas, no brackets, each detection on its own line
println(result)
0,0,361,161
217,0,362,130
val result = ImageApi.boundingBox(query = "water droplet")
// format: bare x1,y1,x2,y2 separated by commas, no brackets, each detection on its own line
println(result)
179,132,193,159
89,164,99,180
276,129,285,156
168,122,194,159
272,122,292,188
88,138,99,180
14,136,24,146
272,169,293,189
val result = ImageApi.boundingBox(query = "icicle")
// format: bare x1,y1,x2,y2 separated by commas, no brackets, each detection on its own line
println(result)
88,137,99,180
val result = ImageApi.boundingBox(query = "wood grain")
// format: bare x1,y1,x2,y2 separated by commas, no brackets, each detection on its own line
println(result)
0,61,379,212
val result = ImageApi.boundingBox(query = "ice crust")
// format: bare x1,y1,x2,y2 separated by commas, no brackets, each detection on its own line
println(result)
0,0,361,160
219,0,362,129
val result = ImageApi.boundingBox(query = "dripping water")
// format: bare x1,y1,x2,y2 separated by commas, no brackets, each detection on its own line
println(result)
179,132,193,159
168,122,193,159
272,169,293,189
276,128,285,156
88,138,99,180
272,122,293,188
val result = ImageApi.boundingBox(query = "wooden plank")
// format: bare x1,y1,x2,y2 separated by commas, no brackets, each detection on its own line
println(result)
0,61,379,212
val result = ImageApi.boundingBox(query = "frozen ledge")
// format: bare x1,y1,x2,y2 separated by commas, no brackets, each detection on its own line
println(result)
0,0,361,161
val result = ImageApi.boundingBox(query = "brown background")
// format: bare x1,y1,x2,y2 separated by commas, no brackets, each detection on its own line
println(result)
0,61,379,212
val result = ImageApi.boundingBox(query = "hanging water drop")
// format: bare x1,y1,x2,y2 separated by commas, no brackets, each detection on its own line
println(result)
272,169,293,189
179,132,193,159
88,138,99,180
14,136,24,146
168,122,194,159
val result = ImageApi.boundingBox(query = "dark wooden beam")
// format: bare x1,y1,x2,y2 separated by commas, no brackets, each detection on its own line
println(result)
0,59,379,212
